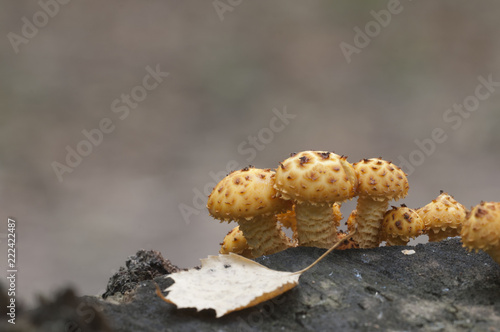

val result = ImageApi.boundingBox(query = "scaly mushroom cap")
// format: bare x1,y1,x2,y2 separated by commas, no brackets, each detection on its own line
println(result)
461,201,500,253
354,158,409,202
274,151,358,204
381,206,425,243
336,231,360,250
219,226,253,258
417,192,467,236
207,167,292,222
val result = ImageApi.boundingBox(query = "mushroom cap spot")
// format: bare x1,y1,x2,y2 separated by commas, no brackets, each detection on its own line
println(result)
461,201,500,251
381,206,424,241
417,192,468,231
207,167,292,221
274,151,358,204
353,158,409,201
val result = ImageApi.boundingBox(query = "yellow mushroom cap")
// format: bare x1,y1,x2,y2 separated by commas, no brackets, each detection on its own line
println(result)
274,151,358,204
219,226,253,258
354,158,409,202
207,167,291,222
381,205,425,242
336,231,360,250
417,192,467,232
461,201,500,252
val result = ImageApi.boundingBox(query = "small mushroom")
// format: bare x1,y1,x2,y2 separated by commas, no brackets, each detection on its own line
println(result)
274,151,357,248
352,158,409,248
461,201,500,264
417,192,468,242
381,205,425,246
207,166,293,257
335,231,360,250
219,226,253,258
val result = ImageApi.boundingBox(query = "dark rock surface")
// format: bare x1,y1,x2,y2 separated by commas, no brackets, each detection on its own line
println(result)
103,249,182,299
85,239,500,332
3,239,500,331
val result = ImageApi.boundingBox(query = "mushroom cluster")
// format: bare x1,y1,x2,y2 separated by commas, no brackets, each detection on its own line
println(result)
205,150,499,265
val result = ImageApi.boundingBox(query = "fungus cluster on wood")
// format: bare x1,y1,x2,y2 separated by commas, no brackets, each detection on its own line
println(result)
207,150,500,265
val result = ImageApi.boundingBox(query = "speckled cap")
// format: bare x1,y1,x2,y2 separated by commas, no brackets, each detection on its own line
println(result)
382,205,425,241
207,167,292,221
461,201,500,252
354,158,409,202
417,192,467,232
274,151,358,204
219,226,252,257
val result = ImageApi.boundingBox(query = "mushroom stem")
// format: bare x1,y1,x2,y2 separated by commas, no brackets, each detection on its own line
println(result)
237,216,292,257
385,236,408,246
353,196,388,248
294,201,338,248
427,228,460,242
485,249,500,265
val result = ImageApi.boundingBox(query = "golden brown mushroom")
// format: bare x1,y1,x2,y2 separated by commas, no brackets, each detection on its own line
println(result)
381,205,425,246
335,231,360,250
274,151,357,248
352,158,409,248
417,192,468,242
219,226,253,258
461,201,500,264
207,166,293,257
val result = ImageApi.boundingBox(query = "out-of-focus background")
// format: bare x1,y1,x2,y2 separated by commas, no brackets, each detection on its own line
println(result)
1,1,499,306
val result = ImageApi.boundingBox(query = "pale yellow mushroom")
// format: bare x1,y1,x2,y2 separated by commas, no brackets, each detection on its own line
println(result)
207,166,293,257
274,151,357,248
461,201,500,264
381,205,425,246
417,192,468,242
352,158,409,248
219,226,253,258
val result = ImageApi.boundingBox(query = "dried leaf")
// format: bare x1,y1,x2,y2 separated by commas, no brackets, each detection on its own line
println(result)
157,253,300,317
157,231,356,317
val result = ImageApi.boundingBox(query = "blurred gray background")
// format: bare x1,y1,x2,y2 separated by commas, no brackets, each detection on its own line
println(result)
1,1,499,306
